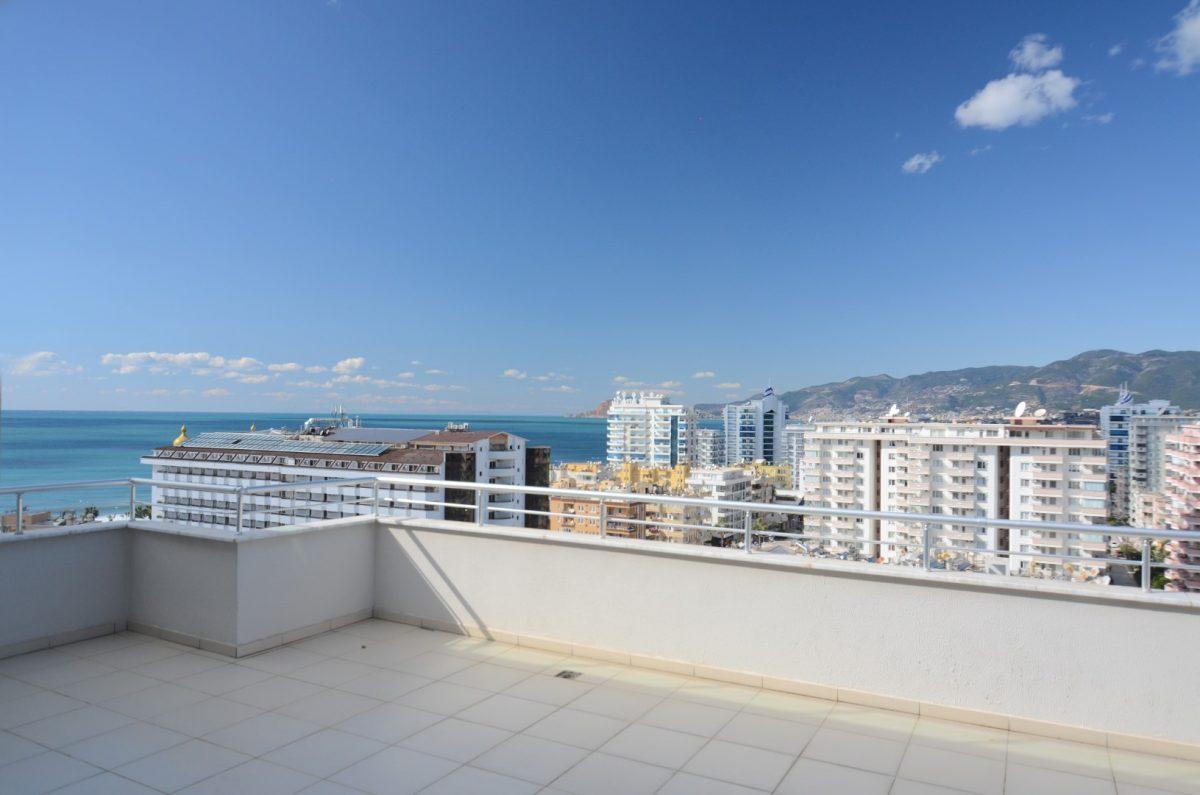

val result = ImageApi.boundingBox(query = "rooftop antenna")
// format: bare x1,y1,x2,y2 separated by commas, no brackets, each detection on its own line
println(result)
1014,401,1028,419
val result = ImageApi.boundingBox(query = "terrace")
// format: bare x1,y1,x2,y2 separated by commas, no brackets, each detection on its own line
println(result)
2,476,1200,794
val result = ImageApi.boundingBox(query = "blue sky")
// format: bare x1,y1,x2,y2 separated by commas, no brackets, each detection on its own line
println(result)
2,1,1198,413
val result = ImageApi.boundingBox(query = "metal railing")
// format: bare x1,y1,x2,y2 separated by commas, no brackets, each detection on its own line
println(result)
3,475,1199,593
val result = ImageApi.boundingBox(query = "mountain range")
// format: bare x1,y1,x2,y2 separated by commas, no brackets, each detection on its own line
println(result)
693,349,1200,418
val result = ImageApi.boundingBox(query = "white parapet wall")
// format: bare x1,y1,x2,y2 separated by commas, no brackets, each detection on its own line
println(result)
376,518,1200,746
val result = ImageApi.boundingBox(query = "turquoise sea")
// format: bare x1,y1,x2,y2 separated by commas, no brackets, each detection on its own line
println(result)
0,410,613,513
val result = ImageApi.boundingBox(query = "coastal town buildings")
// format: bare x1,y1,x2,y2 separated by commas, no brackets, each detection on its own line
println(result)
605,391,695,467
1152,424,1200,591
1101,394,1186,520
693,428,726,468
547,495,647,537
784,421,811,493
723,387,787,465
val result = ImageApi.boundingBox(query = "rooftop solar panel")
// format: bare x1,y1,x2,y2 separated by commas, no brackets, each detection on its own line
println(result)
180,432,391,457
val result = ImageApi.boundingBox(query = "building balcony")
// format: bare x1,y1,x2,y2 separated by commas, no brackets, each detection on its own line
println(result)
2,479,1200,794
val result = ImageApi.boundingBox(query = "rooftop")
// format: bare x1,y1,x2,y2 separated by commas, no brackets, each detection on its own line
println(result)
5,619,1197,794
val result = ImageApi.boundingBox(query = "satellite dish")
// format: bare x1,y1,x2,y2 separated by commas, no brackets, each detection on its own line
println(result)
807,415,814,423
903,411,911,418
887,404,900,417
1014,401,1027,418
1033,408,1047,418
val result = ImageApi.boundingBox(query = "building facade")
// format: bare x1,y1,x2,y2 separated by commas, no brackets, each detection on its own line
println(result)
606,391,695,467
686,467,753,530
1154,424,1200,591
693,428,726,468
723,387,787,465
548,496,646,538
1101,395,1184,521
784,422,811,493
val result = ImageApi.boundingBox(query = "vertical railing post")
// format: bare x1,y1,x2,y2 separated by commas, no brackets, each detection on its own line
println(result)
129,482,137,522
743,510,753,554
15,493,23,535
1141,537,1152,593
598,500,607,539
922,523,932,570
476,488,486,526
372,480,380,518
235,490,244,535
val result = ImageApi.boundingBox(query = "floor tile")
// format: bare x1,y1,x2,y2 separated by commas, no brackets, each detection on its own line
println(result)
52,772,162,794
392,651,477,679
601,722,707,769
236,647,327,674
1007,733,1113,779
0,676,41,703
115,739,249,792
489,647,569,673
263,728,386,778
149,695,262,736
401,717,512,762
132,653,228,682
334,619,419,642
658,771,768,795
224,676,324,710
1109,748,1200,795
61,721,190,769
276,689,381,726
176,758,318,795
0,690,86,729
504,674,594,707
59,634,146,659
741,690,833,725
288,658,378,687
524,708,630,750
0,649,77,677
910,717,1009,760
776,757,894,795
473,734,590,785
457,693,557,731
336,667,432,700
100,681,208,719
420,764,539,794
174,663,273,695
717,711,817,755
822,703,918,741
682,738,797,791
91,642,183,670
56,671,162,704
606,668,691,695
334,702,444,743
890,779,974,794
0,731,44,767
0,750,102,794
1006,762,1117,795
673,681,761,710
551,751,673,794
11,705,132,748
16,658,114,690
898,743,1005,795
641,698,737,737
296,782,363,795
330,746,459,795
396,681,493,715
203,711,323,756
446,662,536,692
802,726,907,775
569,684,662,721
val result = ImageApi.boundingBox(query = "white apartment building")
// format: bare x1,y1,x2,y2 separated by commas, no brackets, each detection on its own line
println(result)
693,428,726,468
143,428,533,529
1101,394,1185,520
685,467,752,530
784,422,811,493
723,387,787,465
804,416,1107,576
606,391,695,467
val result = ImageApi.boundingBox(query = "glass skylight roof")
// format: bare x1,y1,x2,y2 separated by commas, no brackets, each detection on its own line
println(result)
180,432,391,457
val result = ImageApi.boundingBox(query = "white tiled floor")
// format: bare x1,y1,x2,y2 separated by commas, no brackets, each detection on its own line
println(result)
1,620,1197,794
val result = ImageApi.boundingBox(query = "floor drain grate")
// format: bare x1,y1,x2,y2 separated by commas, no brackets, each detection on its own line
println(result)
555,670,582,679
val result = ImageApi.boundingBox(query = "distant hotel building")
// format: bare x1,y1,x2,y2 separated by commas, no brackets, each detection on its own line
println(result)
693,428,726,468
723,387,787,465
1152,424,1200,591
142,426,546,530
803,413,1107,576
606,391,695,467
1100,392,1187,520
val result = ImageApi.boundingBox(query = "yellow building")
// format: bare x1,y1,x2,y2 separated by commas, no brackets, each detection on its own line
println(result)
617,462,691,493
548,496,646,538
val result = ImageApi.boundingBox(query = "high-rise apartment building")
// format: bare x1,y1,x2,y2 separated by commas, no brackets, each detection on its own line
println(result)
723,387,787,465
784,422,811,493
686,467,753,530
606,391,695,467
1101,393,1185,520
1153,424,1200,591
803,415,1107,576
693,428,726,468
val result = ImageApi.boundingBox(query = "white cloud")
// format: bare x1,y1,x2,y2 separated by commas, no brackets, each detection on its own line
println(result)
1108,42,1124,57
304,365,327,373
955,70,1079,130
613,375,647,387
261,391,294,401
1157,0,1200,75
7,351,81,377
239,374,269,384
422,383,465,392
969,144,993,156
267,362,301,372
99,351,263,377
291,380,325,388
692,371,716,379
1009,33,1063,71
396,371,415,379
332,357,365,374
715,382,742,389
542,385,579,393
533,371,573,382
425,368,448,376
901,151,943,174
502,369,528,380
1084,112,1115,124
659,380,682,389
202,388,230,398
